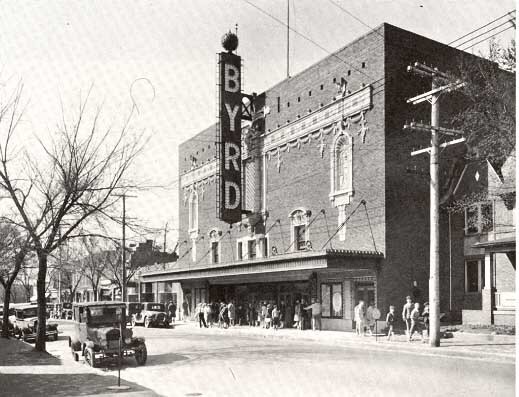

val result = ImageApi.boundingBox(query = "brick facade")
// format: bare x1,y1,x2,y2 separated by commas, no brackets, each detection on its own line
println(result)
142,23,515,329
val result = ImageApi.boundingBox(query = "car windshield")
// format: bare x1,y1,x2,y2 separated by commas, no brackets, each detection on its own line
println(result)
22,308,38,318
87,306,123,325
147,303,164,311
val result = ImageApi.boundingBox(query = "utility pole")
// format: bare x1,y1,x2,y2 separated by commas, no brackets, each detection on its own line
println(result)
287,0,290,78
117,193,136,303
404,62,465,347
122,194,126,303
163,222,168,253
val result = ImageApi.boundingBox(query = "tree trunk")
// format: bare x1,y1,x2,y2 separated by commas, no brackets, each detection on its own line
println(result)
1,284,12,338
34,252,48,352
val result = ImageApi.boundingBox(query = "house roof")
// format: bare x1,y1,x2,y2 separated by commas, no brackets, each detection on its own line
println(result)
472,237,516,252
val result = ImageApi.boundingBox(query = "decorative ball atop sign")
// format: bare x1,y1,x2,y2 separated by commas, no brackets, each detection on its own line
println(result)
222,31,239,53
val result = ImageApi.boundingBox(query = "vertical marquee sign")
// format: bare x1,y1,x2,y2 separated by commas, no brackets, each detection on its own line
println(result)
217,32,242,224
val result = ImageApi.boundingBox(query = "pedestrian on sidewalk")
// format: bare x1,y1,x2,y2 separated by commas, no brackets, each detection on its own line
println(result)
293,300,301,330
422,302,430,343
219,302,229,329
228,300,236,327
402,295,413,337
272,305,280,330
167,300,177,328
366,301,376,336
304,298,322,331
354,300,366,336
265,302,273,329
386,305,395,341
198,303,208,328
408,302,422,342
300,299,308,330
260,302,267,328
204,302,212,327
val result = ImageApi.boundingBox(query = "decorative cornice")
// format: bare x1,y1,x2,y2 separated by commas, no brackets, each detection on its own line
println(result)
263,85,372,154
181,159,217,189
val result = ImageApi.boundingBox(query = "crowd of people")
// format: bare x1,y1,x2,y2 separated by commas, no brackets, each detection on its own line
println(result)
354,295,430,342
192,298,323,331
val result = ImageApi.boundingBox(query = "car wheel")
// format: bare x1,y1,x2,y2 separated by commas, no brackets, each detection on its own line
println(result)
134,344,147,366
53,333,58,341
131,318,136,327
68,337,71,347
144,317,150,328
85,348,96,368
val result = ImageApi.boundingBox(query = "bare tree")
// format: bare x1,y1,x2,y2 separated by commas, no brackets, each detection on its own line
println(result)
0,223,31,338
0,85,143,351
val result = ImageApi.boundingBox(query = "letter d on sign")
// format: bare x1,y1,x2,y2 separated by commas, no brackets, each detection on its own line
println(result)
225,181,241,209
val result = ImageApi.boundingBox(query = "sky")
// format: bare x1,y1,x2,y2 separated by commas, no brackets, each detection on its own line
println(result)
0,0,515,249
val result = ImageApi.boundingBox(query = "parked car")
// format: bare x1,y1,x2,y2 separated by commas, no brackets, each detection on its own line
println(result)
62,302,73,320
125,302,143,324
132,302,169,328
69,301,147,367
12,304,59,342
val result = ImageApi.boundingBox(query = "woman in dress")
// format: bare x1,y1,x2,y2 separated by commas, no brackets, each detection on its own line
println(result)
293,300,301,330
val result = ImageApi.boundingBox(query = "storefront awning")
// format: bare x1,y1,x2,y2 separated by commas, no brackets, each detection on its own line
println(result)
140,249,383,283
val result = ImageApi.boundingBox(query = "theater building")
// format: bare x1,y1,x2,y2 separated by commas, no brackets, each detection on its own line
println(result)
139,23,514,329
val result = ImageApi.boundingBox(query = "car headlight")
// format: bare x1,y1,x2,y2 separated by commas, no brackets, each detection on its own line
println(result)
124,337,132,344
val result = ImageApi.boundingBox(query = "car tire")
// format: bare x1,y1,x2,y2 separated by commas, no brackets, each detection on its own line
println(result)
144,317,150,328
68,337,71,347
134,344,147,366
85,348,96,368
53,333,58,341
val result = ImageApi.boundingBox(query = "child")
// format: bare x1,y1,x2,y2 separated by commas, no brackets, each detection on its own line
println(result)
402,296,413,337
422,302,430,343
386,305,395,341
409,302,421,342
272,305,280,330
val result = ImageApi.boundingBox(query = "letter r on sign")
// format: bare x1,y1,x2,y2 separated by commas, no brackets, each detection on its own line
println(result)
224,142,240,171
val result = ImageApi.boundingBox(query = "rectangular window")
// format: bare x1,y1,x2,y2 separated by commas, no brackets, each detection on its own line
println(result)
248,239,256,259
465,259,483,293
321,282,343,318
465,202,493,235
259,237,269,258
295,225,306,250
481,203,493,233
237,241,243,260
211,242,219,263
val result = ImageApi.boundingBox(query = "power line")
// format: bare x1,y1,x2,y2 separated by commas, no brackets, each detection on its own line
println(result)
448,10,516,45
455,18,515,49
460,25,516,52
241,0,376,81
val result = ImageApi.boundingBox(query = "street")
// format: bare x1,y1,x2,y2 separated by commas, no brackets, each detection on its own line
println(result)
44,322,515,397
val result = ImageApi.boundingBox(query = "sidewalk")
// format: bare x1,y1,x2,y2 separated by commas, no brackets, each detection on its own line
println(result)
183,321,516,363
0,336,160,397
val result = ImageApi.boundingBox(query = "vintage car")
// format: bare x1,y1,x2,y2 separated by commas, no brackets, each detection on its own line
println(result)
132,302,169,328
12,304,59,342
125,302,143,324
61,302,73,320
69,301,147,367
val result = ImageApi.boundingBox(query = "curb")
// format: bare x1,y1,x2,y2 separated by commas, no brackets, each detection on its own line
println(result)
184,324,515,362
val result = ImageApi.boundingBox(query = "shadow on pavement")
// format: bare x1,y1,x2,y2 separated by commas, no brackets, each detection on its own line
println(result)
0,373,157,396
0,349,62,366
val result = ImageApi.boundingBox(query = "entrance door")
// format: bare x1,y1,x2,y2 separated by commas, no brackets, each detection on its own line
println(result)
355,282,375,306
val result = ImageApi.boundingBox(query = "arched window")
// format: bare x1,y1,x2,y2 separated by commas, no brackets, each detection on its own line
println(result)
188,190,198,233
330,132,353,242
289,208,311,251
208,228,221,264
